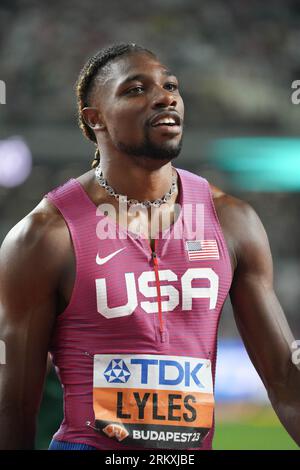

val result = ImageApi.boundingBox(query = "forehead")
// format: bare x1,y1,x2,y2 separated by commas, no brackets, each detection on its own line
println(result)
99,52,173,91
111,52,169,78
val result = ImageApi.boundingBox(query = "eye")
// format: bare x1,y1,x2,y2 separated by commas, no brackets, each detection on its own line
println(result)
126,86,144,95
164,82,178,91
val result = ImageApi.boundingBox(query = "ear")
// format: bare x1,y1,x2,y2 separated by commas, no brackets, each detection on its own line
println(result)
81,107,106,130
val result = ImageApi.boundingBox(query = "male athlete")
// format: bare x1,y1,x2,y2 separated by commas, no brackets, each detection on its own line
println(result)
0,43,299,450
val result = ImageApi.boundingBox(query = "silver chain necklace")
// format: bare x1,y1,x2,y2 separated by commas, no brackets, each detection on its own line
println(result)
95,164,177,208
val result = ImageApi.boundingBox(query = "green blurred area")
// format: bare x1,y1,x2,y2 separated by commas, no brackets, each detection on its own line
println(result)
214,423,298,450
214,404,299,450
210,137,300,191
36,368,63,450
36,369,299,450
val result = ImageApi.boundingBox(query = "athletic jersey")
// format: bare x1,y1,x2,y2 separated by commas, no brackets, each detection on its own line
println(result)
45,167,233,450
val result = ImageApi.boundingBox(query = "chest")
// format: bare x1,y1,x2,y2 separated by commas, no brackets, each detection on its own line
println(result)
56,213,234,317
54,235,232,367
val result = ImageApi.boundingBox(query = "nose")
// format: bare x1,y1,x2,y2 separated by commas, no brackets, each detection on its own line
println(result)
151,87,177,109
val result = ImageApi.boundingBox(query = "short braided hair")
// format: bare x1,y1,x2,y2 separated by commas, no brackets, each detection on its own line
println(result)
76,43,157,168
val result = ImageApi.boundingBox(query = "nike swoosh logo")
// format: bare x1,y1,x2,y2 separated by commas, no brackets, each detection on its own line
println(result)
96,247,126,265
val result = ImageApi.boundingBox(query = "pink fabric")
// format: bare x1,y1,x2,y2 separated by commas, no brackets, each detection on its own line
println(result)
46,168,233,450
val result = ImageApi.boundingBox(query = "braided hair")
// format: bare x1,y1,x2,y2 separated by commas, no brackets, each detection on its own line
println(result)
76,43,156,168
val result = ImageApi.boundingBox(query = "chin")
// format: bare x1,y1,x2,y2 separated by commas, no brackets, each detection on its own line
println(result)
116,136,183,161
148,151,180,161
150,142,182,160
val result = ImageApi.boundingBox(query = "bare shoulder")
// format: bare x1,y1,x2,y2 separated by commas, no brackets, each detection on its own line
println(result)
0,196,70,279
209,182,257,220
2,197,66,248
208,182,271,271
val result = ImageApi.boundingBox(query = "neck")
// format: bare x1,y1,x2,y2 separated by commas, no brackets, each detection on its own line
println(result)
96,151,176,202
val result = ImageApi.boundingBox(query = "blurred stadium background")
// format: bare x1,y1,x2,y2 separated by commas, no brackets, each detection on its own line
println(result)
0,0,299,450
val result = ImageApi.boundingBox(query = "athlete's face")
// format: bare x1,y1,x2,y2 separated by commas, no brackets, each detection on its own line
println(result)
91,52,184,161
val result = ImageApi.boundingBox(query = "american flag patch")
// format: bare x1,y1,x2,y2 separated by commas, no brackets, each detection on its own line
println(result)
186,240,219,261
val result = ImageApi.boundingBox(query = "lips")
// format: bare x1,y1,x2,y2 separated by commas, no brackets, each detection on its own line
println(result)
150,111,181,128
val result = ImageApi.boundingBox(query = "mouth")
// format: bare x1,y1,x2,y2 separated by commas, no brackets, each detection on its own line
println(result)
149,111,182,128
151,125,181,136
149,111,182,136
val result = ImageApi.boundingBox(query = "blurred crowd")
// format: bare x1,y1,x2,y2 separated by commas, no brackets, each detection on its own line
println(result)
1,0,300,129
0,0,299,336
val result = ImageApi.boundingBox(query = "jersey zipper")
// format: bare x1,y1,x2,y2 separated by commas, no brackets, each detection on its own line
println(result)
149,238,166,343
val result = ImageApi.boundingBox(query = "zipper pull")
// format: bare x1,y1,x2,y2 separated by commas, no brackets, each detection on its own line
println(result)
152,251,158,266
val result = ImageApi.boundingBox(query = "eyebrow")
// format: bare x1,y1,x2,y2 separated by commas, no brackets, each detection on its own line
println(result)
118,70,177,88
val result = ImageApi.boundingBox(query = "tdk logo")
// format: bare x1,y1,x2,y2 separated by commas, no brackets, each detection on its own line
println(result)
103,358,205,389
98,355,212,393
131,358,204,388
104,359,131,383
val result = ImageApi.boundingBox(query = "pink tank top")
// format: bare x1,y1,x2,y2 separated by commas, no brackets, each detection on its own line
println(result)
46,167,232,450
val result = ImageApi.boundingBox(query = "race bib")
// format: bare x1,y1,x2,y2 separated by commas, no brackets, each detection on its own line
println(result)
93,354,214,449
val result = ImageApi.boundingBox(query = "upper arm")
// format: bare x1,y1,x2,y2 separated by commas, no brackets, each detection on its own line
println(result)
0,201,65,448
229,201,296,390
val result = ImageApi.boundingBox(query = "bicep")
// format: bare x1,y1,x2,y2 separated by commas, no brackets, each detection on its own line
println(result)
229,204,295,389
0,218,58,447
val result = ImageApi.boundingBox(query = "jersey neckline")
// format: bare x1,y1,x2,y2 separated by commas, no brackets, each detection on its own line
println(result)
72,167,185,244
